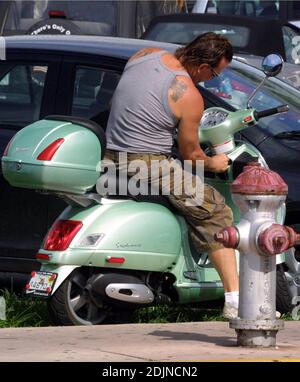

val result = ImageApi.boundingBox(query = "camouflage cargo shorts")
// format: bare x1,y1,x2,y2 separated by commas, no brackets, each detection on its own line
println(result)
103,149,233,253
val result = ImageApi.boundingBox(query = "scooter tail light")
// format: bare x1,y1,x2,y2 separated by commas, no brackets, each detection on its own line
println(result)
43,220,83,251
37,138,65,161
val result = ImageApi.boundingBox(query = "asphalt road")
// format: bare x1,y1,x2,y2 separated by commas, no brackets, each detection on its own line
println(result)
1,321,300,362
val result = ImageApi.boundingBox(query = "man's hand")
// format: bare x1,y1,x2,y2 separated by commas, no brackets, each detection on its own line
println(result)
205,154,230,173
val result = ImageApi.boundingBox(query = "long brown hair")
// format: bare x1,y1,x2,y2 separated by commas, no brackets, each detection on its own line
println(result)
175,32,233,69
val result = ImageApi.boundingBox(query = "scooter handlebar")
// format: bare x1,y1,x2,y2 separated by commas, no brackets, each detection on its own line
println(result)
254,105,289,120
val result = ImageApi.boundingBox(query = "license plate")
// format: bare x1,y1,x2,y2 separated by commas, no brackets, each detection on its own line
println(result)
26,271,57,297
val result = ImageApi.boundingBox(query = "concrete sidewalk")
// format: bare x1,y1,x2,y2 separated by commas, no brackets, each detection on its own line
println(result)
0,321,300,362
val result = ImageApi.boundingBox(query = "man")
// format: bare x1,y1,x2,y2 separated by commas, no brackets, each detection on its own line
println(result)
105,32,239,319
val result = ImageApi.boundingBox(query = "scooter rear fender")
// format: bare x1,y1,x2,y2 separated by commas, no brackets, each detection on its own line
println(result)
40,264,79,295
39,199,182,272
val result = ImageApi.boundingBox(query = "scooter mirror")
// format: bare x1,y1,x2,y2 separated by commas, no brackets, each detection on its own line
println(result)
262,54,283,77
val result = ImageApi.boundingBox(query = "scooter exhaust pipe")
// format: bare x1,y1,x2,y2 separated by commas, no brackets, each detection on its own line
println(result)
90,273,154,305
105,283,154,304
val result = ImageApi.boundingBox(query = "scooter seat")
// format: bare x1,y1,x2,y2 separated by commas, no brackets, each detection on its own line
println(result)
105,193,178,213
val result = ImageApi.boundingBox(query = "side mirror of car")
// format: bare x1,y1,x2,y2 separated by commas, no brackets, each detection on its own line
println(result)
262,54,284,77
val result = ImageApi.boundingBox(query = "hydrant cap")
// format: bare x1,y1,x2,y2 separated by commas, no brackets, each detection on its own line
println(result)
231,162,288,195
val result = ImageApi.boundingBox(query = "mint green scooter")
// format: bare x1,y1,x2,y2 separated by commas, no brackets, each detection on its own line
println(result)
1,54,291,325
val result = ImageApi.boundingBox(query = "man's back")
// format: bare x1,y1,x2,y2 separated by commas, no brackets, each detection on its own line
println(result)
106,49,190,154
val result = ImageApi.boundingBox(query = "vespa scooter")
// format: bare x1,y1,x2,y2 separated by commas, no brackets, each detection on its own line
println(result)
1,53,291,325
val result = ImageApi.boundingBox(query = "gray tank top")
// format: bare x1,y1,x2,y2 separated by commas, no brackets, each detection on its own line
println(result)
105,50,190,154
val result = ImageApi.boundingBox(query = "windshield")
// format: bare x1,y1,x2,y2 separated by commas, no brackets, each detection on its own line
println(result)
200,61,300,136
4,0,118,36
144,21,250,47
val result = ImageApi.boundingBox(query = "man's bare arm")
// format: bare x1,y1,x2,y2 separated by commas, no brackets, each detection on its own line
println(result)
175,84,229,173
176,91,209,164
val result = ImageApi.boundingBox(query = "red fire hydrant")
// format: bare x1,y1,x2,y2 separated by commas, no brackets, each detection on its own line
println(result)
215,162,299,347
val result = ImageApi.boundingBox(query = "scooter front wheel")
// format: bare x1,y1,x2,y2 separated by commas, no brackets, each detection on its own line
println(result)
47,268,134,326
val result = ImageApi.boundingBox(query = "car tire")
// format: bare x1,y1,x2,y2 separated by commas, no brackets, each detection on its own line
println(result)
27,18,81,36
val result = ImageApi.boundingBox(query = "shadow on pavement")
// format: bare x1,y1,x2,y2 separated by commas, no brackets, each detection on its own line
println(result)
149,330,237,347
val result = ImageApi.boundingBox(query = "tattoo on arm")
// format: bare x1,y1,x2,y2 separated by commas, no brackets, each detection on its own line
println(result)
170,78,188,102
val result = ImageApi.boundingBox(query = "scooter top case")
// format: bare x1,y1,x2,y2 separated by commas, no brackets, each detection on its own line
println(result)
2,115,106,195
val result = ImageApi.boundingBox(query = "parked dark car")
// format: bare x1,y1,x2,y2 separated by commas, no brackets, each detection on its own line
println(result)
1,35,300,306
142,13,300,64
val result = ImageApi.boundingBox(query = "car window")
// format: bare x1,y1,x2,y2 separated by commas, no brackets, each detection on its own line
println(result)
201,0,279,18
4,0,117,36
290,1,300,19
144,21,250,46
71,66,120,119
0,63,48,127
200,62,300,136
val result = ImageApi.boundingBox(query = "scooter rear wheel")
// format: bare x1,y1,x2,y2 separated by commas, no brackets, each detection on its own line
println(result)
47,268,134,325
276,264,293,314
